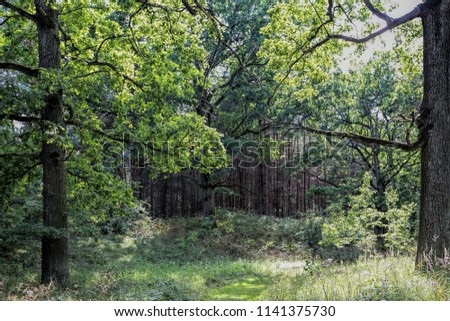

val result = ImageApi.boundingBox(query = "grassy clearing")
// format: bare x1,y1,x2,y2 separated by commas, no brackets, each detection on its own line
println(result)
2,236,277,300
265,256,449,300
1,212,449,301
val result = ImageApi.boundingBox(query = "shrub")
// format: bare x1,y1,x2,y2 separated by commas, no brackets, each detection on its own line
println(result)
320,173,415,254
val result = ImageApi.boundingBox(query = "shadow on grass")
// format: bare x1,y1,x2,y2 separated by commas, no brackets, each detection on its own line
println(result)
2,235,279,300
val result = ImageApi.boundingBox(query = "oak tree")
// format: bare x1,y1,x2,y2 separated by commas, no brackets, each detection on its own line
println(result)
261,0,449,267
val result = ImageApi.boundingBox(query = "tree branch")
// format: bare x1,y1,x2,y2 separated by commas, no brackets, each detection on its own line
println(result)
348,141,373,170
135,0,173,12
179,174,202,187
275,120,423,152
309,170,340,188
63,55,144,90
235,124,271,139
67,169,90,181
181,0,197,15
0,0,38,23
86,60,143,90
94,35,125,61
363,0,393,24
328,3,424,44
33,0,53,27
191,0,262,89
267,3,425,106
0,15,15,25
0,113,41,122
0,62,39,77
385,151,419,185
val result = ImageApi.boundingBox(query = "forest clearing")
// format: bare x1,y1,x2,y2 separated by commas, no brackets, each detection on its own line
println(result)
2,211,449,301
1,0,450,306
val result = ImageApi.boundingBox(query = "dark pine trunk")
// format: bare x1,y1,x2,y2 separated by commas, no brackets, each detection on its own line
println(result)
37,0,68,284
201,173,215,216
161,178,168,218
416,1,450,268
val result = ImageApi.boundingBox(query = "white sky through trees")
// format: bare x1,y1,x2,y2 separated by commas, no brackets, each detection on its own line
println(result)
392,0,422,16
340,0,422,70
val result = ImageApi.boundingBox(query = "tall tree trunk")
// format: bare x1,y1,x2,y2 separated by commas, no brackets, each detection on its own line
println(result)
201,173,215,216
417,2,450,268
161,178,168,218
37,1,68,284
259,163,265,215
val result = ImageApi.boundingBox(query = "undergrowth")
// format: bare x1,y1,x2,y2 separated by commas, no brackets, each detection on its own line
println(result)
1,210,448,300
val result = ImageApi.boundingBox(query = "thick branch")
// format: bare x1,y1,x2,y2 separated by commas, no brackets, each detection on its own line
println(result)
33,0,53,27
0,62,39,77
327,0,334,20
363,0,393,24
349,141,373,170
268,3,425,106
0,113,41,122
277,121,423,152
0,0,38,23
181,0,197,15
328,3,424,44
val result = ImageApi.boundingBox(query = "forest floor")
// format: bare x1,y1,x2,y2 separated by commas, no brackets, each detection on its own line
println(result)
1,212,449,300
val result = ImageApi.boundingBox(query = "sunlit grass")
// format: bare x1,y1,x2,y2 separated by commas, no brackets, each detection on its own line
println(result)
2,228,449,301
207,276,272,300
264,256,449,301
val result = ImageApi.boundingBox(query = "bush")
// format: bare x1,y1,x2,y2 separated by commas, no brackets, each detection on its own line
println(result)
133,210,324,262
0,180,42,265
211,210,322,257
320,173,415,254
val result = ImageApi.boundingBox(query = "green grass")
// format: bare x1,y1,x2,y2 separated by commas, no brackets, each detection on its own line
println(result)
264,256,449,300
1,212,449,301
207,276,272,300
1,236,275,300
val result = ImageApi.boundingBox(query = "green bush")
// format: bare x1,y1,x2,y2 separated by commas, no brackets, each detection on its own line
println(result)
212,210,322,257
133,210,324,262
321,173,415,254
0,181,42,264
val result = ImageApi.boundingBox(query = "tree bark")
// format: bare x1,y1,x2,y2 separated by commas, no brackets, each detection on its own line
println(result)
201,174,215,216
37,0,69,284
416,1,450,268
161,178,168,218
